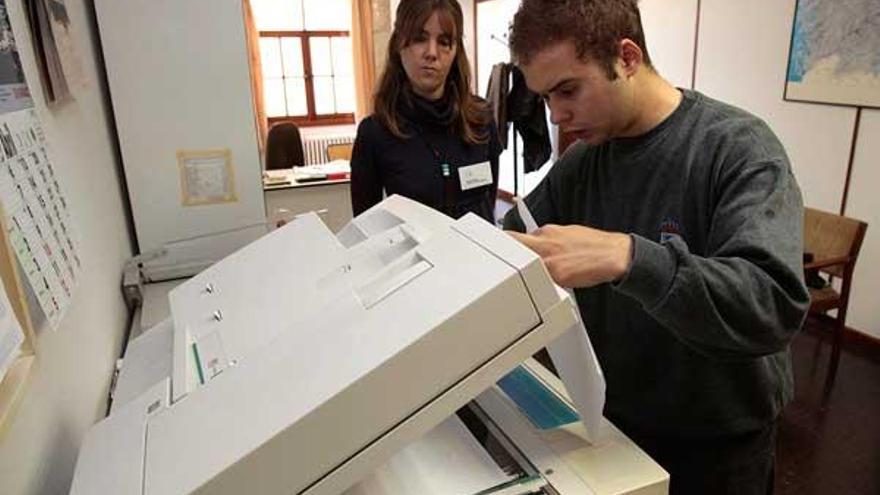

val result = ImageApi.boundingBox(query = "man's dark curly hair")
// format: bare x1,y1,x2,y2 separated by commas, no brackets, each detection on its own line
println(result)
509,0,654,79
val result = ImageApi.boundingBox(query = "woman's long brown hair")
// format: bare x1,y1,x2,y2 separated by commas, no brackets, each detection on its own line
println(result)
373,0,490,144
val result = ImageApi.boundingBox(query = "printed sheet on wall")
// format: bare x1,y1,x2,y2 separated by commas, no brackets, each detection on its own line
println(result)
0,108,80,329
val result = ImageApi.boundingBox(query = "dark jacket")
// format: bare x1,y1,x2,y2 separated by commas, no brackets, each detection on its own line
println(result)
350,91,502,223
486,63,552,172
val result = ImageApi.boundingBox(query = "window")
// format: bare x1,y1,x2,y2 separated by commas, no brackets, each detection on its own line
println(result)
253,0,355,126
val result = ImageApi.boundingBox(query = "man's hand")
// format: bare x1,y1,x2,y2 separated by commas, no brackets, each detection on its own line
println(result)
507,224,633,288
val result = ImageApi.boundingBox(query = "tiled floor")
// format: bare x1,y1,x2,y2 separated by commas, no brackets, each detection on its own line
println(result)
776,319,880,495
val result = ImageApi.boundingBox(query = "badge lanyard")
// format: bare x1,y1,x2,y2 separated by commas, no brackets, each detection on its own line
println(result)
414,126,458,217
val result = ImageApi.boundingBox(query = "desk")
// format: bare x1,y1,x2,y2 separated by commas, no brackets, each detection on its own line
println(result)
264,169,353,233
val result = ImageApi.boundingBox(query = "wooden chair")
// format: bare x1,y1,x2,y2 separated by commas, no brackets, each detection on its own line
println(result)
803,207,868,404
326,142,353,162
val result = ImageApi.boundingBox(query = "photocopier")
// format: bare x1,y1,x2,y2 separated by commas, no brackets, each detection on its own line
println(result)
69,195,668,495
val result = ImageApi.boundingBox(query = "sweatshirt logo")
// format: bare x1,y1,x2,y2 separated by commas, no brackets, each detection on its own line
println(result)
659,217,684,244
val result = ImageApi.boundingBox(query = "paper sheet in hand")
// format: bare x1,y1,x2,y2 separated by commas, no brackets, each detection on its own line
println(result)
514,197,607,443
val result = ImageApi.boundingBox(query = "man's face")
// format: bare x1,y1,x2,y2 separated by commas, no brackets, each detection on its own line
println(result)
521,41,633,145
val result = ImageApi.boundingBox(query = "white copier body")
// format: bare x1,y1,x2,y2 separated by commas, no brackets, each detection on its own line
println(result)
70,195,668,495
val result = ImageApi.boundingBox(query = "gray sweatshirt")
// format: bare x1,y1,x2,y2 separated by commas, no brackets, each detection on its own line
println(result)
504,89,809,437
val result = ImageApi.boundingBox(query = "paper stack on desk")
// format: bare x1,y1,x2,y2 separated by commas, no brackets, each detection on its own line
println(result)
292,160,351,182
262,169,292,187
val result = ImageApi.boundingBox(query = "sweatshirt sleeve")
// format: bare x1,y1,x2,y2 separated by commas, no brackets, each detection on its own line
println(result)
350,119,384,216
614,158,810,359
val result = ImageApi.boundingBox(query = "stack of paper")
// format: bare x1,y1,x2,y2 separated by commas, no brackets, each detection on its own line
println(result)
262,170,292,186
292,160,352,182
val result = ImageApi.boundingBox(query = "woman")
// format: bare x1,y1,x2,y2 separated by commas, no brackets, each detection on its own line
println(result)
350,0,501,223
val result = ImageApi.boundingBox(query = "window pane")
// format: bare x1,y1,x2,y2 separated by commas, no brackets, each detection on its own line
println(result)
259,38,282,78
313,76,335,114
310,37,332,76
252,0,304,31
285,78,308,116
303,0,350,31
331,37,353,76
280,37,304,77
263,78,287,117
333,76,355,114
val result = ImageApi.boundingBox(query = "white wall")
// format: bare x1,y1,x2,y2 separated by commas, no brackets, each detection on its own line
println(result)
461,0,475,80
0,0,133,493
639,0,697,89
843,110,880,336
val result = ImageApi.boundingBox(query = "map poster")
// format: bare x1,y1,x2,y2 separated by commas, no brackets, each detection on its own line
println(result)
785,0,880,108
0,1,34,114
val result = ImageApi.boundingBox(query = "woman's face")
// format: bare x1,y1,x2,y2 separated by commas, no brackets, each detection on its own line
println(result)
399,11,457,100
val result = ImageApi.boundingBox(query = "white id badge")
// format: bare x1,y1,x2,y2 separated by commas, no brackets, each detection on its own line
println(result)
457,161,493,191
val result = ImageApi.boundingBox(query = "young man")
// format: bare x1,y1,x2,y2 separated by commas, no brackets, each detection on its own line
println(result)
502,1,809,494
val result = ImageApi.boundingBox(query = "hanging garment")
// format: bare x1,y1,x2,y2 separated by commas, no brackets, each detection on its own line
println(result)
507,66,551,172
486,63,511,148
486,63,552,173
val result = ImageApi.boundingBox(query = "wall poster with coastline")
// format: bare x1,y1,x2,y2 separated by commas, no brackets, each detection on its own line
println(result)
0,1,34,114
785,0,880,108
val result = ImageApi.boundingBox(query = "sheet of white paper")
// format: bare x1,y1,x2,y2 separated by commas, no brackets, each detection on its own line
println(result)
546,317,606,444
0,276,25,379
515,196,607,443
183,156,231,200
344,415,515,495
316,160,351,174
297,160,351,176
514,196,539,233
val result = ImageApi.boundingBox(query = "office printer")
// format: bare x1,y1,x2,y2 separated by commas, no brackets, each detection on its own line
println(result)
70,195,668,495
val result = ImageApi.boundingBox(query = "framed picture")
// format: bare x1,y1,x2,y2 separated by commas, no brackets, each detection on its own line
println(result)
784,0,880,108
0,1,34,114
178,149,238,206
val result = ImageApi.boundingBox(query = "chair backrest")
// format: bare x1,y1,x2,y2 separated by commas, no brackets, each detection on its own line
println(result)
803,207,868,279
326,143,353,162
265,123,305,169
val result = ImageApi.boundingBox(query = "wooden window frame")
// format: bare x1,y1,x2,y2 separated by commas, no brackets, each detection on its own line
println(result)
260,30,355,127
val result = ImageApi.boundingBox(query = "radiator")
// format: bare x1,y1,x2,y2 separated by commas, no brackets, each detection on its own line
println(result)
302,134,356,165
